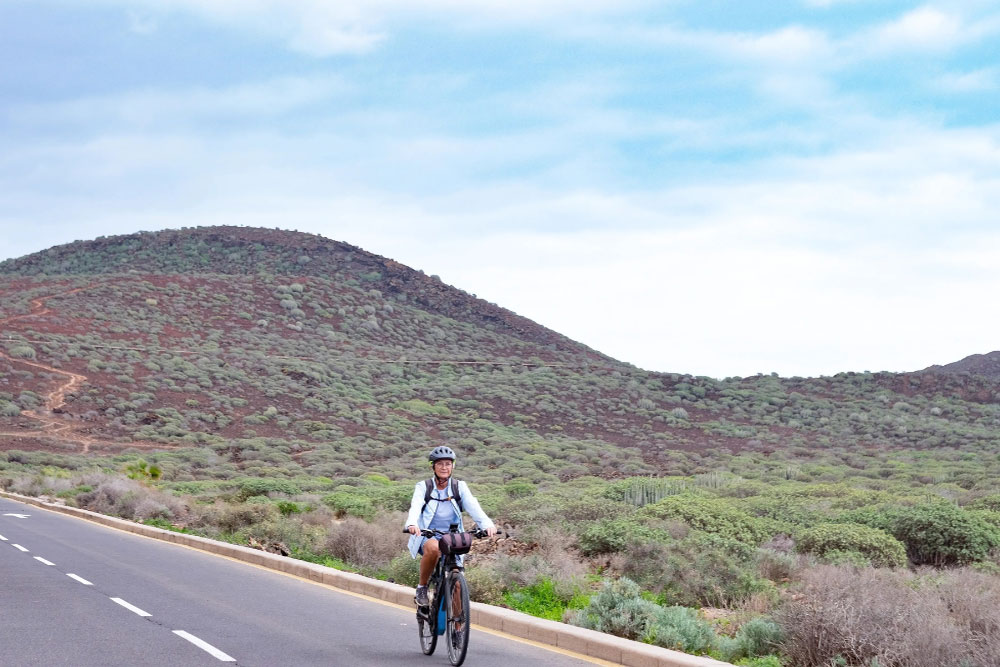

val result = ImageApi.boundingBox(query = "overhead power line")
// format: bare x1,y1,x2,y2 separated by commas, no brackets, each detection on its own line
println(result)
0,336,586,368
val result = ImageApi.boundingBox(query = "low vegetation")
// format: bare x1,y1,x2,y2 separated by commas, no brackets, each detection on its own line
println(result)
3,226,1000,665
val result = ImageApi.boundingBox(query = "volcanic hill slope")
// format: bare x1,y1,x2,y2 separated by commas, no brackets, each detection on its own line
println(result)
2,226,1000,487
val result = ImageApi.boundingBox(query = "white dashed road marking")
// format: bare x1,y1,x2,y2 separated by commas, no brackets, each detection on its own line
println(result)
0,533,7,540
173,631,236,662
111,598,152,617
67,573,93,585
34,556,55,565
12,543,28,552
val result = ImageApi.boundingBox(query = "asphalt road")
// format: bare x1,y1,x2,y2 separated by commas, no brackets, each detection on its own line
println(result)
0,497,598,666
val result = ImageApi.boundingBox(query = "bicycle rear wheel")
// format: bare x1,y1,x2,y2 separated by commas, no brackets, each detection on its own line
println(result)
418,582,438,655
446,571,470,666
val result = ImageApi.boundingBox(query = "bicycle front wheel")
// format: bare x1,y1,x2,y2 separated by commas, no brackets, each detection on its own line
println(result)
446,571,471,666
418,581,438,655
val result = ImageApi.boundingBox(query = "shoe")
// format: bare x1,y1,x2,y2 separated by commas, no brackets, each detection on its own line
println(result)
415,586,429,607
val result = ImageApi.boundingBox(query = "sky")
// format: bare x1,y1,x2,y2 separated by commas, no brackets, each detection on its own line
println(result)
2,1,999,379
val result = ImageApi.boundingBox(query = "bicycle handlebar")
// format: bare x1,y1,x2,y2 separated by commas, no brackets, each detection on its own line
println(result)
402,527,492,539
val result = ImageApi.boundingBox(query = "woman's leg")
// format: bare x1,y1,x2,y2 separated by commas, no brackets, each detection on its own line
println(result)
419,538,440,586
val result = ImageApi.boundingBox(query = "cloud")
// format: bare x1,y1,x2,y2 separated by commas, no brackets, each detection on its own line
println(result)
8,76,348,128
127,10,158,34
871,6,964,51
858,5,1000,55
90,0,644,56
933,67,998,92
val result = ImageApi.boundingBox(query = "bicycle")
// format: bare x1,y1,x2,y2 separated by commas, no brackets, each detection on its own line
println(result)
406,525,488,666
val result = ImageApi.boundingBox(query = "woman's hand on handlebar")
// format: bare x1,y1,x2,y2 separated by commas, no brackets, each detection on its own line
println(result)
406,525,420,535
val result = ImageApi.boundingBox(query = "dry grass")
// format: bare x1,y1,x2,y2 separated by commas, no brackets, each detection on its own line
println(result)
776,564,993,667
322,512,407,571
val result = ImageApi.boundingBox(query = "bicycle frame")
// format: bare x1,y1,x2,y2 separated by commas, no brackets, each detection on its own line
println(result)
408,526,486,665
418,529,465,636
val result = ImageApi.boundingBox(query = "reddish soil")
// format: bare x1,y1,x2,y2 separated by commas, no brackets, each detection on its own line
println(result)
0,284,175,454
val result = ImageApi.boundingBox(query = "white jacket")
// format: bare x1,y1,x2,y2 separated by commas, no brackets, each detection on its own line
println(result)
405,478,495,559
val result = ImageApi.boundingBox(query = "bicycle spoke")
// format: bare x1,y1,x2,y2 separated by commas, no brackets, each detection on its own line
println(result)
446,571,471,666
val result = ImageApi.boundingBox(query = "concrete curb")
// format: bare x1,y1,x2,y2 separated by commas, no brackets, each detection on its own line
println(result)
1,491,733,667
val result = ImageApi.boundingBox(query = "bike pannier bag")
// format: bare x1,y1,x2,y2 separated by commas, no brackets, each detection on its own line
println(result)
439,532,473,556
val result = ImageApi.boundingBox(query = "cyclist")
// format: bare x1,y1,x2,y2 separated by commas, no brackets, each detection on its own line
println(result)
406,446,496,607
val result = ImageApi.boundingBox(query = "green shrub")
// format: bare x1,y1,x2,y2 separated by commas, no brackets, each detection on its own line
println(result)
624,534,777,608
644,605,716,654
236,478,301,501
734,657,783,667
967,495,1000,512
321,491,376,520
733,617,783,658
7,344,36,360
796,523,906,568
569,577,661,641
639,495,773,545
382,553,420,588
504,480,536,499
276,501,303,516
503,578,586,621
570,577,720,654
465,564,507,605
578,518,657,555
891,502,1000,566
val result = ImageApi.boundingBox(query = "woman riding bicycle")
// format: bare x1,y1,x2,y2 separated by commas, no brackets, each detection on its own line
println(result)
405,446,496,607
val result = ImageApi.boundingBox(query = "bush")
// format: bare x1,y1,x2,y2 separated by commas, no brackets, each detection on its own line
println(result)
933,568,1000,665
503,578,587,621
891,502,1000,566
639,495,773,545
776,565,961,667
236,478,301,501
382,553,420,588
569,577,661,641
623,534,777,609
7,344,36,360
321,491,376,520
644,605,716,654
322,514,406,572
206,502,281,534
570,577,720,654
732,617,783,659
578,518,657,555
464,563,507,605
796,523,906,568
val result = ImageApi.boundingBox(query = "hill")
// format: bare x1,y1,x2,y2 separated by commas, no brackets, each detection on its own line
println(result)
5,226,1000,665
2,226,1000,487
924,351,1000,380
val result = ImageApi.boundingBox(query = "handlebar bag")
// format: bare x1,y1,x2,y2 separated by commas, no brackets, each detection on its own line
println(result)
439,531,473,556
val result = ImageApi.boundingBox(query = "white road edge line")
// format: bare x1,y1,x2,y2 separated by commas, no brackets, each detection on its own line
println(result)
173,631,236,662
67,573,93,586
110,597,152,617
12,543,28,552
34,556,55,566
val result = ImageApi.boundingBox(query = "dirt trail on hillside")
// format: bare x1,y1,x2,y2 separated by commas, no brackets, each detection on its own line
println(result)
0,284,174,454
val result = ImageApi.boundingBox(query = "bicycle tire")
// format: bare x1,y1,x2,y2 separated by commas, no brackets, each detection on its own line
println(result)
446,570,471,666
418,581,438,655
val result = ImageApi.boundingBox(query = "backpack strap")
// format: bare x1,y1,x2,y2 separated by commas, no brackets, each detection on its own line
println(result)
452,478,464,513
421,478,465,514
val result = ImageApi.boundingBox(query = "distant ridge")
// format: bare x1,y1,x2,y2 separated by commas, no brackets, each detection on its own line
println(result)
0,225,605,360
924,351,1000,379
